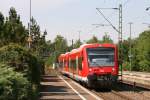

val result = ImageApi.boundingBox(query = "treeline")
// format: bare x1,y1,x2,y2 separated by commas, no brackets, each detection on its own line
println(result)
121,30,150,72
0,7,48,99
46,32,150,73
0,7,50,57
45,34,113,67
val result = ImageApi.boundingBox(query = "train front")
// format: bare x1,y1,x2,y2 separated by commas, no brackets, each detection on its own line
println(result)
86,44,118,88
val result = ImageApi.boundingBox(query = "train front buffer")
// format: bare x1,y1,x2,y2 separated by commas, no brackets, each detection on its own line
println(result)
87,67,118,88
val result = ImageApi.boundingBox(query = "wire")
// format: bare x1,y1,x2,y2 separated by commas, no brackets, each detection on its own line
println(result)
87,0,131,34
96,8,120,33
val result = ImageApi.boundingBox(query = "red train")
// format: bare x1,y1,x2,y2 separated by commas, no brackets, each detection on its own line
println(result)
58,43,119,88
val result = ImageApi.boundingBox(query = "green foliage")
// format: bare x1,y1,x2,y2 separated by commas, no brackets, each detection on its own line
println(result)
134,30,150,71
102,34,113,43
86,34,113,44
45,56,55,67
0,7,49,99
53,35,68,61
121,40,130,62
73,39,82,49
45,35,68,66
0,63,31,100
0,7,27,46
120,30,150,72
0,43,42,85
0,7,49,59
86,35,100,43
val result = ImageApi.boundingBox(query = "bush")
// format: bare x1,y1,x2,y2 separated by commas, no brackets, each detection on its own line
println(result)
0,43,43,85
0,63,31,100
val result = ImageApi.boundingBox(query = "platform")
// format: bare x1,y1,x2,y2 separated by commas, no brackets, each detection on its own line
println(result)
121,71,150,89
40,75,102,100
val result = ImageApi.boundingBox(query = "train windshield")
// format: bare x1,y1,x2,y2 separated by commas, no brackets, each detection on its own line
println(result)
87,47,115,67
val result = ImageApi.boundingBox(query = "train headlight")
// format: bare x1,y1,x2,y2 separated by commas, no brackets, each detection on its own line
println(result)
89,68,92,72
112,67,115,72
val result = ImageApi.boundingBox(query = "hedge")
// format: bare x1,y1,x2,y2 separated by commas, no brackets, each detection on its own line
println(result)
0,63,31,100
0,43,43,85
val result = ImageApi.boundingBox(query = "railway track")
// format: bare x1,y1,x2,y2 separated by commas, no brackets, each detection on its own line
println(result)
91,90,128,100
61,73,150,100
88,79,150,100
120,80,150,90
71,79,134,100
111,81,150,100
91,85,150,100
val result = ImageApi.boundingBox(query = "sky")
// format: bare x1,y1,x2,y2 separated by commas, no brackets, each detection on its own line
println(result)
0,0,150,44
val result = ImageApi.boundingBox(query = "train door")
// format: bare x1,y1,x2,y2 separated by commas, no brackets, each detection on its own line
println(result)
81,48,89,77
69,57,71,73
76,56,79,75
63,59,65,71
78,56,83,76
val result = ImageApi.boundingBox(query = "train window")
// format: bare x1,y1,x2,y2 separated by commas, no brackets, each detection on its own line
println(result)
78,57,82,70
76,56,78,69
69,58,71,69
65,60,68,67
87,47,115,67
63,59,65,68
71,60,76,70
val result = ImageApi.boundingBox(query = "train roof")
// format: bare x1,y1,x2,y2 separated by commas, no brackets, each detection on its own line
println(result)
79,43,116,49
69,43,116,54
59,43,116,58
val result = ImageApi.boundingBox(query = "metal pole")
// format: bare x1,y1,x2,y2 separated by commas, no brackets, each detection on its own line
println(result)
96,5,123,80
72,39,74,49
129,22,133,71
96,8,120,34
78,31,81,41
119,4,123,80
28,0,31,48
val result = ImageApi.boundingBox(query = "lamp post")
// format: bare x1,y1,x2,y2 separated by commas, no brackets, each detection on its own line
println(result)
78,31,81,41
142,23,150,28
146,7,150,11
128,22,133,71
145,7,150,17
27,0,32,48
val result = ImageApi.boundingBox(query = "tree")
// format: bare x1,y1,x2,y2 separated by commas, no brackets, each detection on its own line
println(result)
54,35,68,52
52,35,68,63
86,35,100,43
0,12,4,46
30,17,41,52
101,34,113,43
73,39,82,49
134,30,150,71
0,43,43,84
4,7,27,45
120,40,130,70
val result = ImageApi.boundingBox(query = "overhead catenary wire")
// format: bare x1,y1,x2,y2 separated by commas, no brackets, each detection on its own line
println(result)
88,0,131,34
96,8,120,34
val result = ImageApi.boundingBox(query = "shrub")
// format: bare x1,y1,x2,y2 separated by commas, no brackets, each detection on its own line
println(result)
0,43,43,85
0,63,31,100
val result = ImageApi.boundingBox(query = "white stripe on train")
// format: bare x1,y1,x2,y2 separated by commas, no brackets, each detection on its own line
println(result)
61,71,88,83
